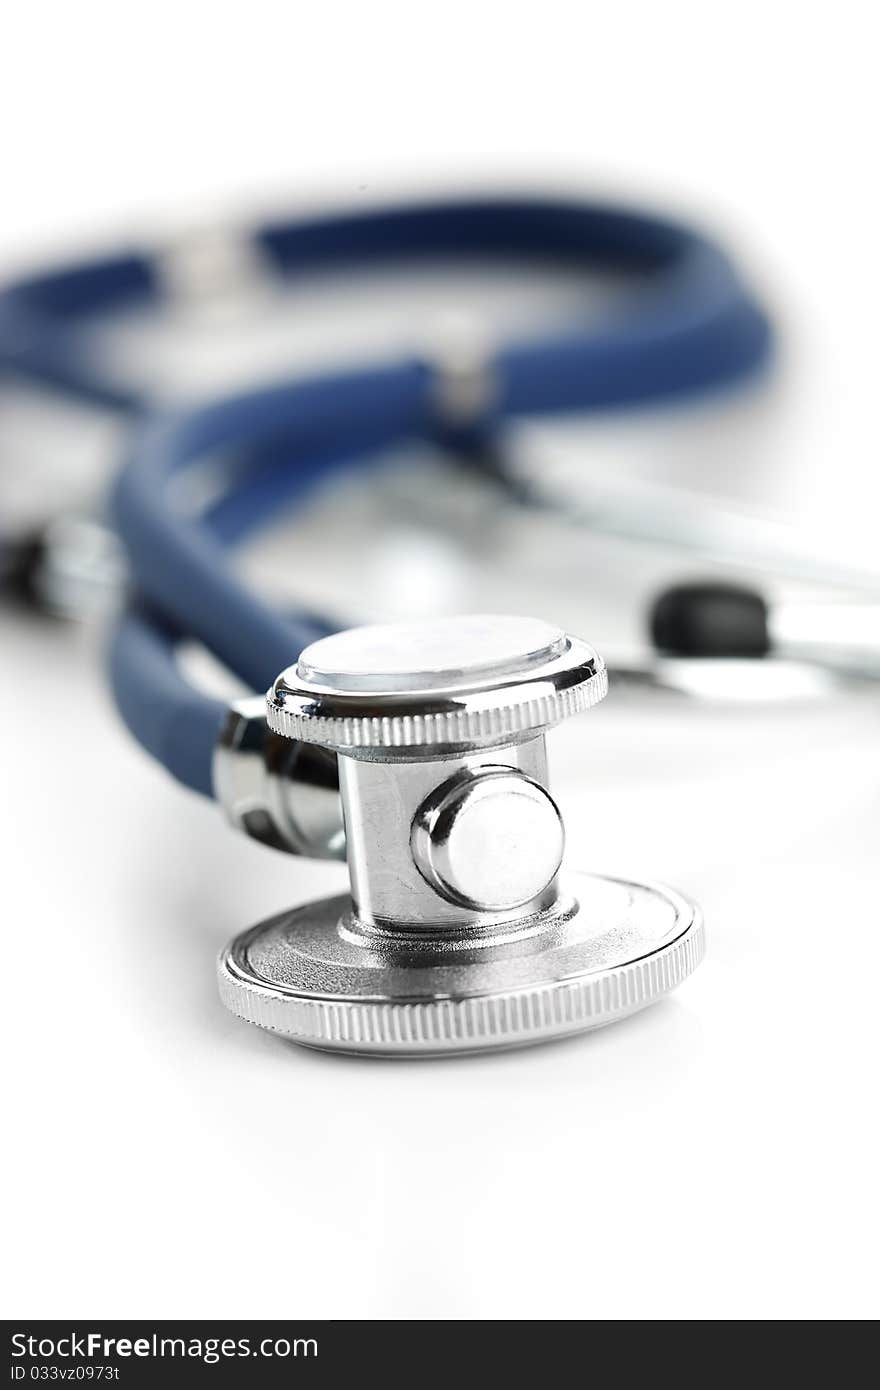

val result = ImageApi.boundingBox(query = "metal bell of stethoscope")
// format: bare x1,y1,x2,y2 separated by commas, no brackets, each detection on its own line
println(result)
219,613,702,1055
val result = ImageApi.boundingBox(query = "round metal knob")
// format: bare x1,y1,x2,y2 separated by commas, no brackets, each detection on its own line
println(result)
411,766,564,911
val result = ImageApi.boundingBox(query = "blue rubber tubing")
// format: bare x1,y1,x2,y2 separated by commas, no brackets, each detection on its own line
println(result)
109,434,377,798
108,607,229,797
108,368,425,796
100,195,772,797
0,194,770,410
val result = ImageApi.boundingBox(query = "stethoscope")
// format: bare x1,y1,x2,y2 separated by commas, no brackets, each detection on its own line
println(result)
5,192,871,1054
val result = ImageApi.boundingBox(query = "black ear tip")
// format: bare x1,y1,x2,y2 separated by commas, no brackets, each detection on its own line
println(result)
649,582,771,658
0,527,51,610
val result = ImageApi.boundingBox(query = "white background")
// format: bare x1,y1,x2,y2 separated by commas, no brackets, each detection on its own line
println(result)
2,2,879,1320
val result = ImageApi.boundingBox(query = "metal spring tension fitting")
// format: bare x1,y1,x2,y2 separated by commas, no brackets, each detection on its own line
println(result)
218,614,704,1055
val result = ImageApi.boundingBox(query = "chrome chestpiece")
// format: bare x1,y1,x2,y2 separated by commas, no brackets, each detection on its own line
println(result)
218,614,704,1055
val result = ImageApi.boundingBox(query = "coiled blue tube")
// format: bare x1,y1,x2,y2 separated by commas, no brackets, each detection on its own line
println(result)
101,194,772,796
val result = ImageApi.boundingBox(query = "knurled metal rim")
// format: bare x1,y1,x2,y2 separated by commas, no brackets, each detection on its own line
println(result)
218,887,703,1056
267,658,608,750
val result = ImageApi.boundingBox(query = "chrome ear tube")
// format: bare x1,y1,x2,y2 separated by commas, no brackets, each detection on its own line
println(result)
218,614,704,1056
